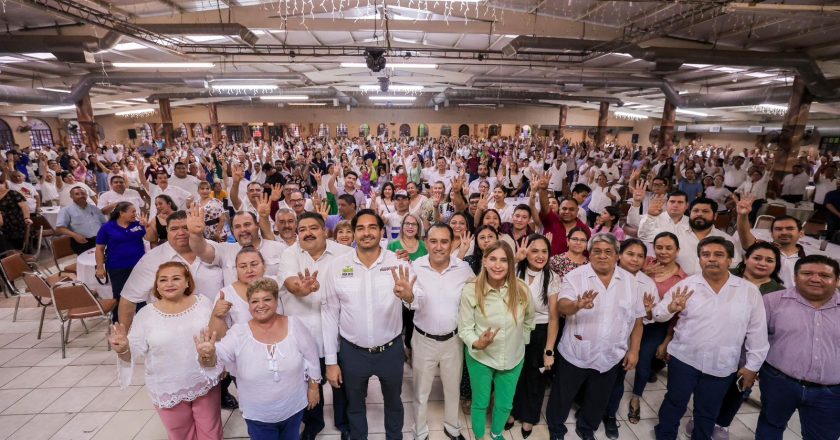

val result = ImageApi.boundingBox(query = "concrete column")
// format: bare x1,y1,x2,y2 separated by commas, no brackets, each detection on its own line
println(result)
158,98,174,147
658,99,677,149
776,75,812,174
558,105,568,138
208,103,221,144
74,95,98,150
596,102,609,147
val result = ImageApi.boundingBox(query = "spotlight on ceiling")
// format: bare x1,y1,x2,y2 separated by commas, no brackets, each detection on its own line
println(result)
365,49,387,72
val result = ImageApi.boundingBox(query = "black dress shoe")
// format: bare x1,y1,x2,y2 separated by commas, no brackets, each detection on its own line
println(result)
221,392,239,410
443,430,466,440
340,431,350,440
575,427,596,440
604,417,620,439
504,420,515,430
521,427,533,439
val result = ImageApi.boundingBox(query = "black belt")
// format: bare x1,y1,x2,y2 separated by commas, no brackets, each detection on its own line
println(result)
341,336,399,353
415,326,458,342
765,363,839,388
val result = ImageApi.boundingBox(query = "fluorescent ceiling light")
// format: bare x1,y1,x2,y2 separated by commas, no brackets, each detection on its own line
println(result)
112,62,215,68
745,72,774,78
109,100,136,105
259,95,309,101
37,87,71,93
111,42,147,51
212,84,279,90
359,85,424,92
628,104,651,109
713,67,745,73
340,62,437,69
184,35,227,42
288,102,327,106
115,108,155,116
679,90,689,95
458,103,496,107
24,52,57,60
374,102,413,106
127,98,148,102
0,56,21,63
676,109,709,117
756,104,787,111
614,111,648,119
368,95,416,101
683,63,711,68
41,105,76,112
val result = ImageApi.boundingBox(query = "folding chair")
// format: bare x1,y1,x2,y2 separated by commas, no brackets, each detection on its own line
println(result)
754,215,775,230
50,281,116,358
0,251,68,322
21,272,54,339
51,236,77,277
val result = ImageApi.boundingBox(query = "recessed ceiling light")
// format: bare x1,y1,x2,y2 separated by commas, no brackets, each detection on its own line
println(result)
112,62,215,68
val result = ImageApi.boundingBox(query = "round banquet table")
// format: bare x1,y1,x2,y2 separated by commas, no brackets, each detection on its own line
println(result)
757,200,814,225
751,229,840,258
76,249,113,299
40,206,60,229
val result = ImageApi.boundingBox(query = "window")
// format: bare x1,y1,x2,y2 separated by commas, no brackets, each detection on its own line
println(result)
459,124,470,137
226,125,245,142
488,124,499,137
178,123,189,140
318,123,329,138
289,123,301,138
377,123,387,137
520,125,532,139
440,125,452,137
359,123,370,137
29,119,54,149
68,121,83,147
0,119,13,149
399,124,410,137
418,123,429,138
337,123,348,137
193,123,204,139
250,125,264,140
820,136,840,155
140,123,153,142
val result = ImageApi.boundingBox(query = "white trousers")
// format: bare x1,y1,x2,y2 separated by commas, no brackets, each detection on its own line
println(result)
411,331,464,440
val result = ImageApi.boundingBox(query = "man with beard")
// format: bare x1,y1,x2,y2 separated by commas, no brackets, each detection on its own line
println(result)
652,236,768,440
636,191,689,243
188,205,284,285
274,208,298,248
535,173,590,255
667,197,740,275
468,163,498,193
322,209,416,440
736,194,805,288
407,223,474,440
280,212,354,440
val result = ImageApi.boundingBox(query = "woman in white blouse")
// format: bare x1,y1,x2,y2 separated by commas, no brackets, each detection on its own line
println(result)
109,261,223,440
507,234,561,438
196,278,321,440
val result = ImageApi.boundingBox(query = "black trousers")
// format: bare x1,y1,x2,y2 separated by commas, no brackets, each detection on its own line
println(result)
511,323,549,425
302,357,350,436
107,267,133,323
546,354,622,438
339,337,405,440
70,237,97,255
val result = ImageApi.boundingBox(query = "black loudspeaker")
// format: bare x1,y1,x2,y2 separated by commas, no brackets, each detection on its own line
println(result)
631,133,639,144
128,129,137,139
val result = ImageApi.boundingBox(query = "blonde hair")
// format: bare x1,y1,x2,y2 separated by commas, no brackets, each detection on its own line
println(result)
473,241,530,322
246,277,279,300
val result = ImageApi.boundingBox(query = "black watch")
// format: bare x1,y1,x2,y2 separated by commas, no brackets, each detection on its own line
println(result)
544,349,554,356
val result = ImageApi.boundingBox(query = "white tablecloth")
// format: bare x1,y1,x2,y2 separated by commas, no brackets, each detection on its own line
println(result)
76,249,113,299
758,200,814,224
40,207,60,228
752,229,840,258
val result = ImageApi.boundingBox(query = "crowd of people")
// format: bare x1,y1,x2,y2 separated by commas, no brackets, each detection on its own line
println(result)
0,134,838,440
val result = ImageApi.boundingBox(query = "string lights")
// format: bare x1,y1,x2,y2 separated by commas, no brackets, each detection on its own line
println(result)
751,104,788,116
116,108,155,118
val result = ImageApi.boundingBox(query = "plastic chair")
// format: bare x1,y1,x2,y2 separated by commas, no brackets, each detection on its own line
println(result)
50,281,116,358
765,204,787,218
0,251,68,322
21,272,54,339
51,236,77,276
803,221,827,238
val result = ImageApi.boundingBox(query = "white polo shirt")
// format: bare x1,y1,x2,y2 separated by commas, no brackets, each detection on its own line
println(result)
97,189,145,213
653,273,769,377
557,264,645,373
278,240,354,358
121,241,224,303
408,255,475,335
211,239,288,286
671,224,742,276
321,248,410,365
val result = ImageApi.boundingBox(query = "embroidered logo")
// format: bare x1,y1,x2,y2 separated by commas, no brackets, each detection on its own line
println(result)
341,266,354,278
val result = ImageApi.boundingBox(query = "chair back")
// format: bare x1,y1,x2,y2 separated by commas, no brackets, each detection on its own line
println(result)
754,215,775,230
52,236,75,261
765,204,787,217
22,272,52,302
51,282,103,318
0,253,30,284
803,221,827,238
31,215,54,233
714,212,732,232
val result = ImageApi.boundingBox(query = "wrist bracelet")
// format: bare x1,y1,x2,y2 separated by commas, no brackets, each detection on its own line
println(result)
115,347,129,355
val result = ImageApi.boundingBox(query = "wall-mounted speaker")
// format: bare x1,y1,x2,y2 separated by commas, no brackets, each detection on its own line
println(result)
128,129,137,139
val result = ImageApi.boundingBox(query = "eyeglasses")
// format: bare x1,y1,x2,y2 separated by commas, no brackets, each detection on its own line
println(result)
404,222,419,227
568,237,587,243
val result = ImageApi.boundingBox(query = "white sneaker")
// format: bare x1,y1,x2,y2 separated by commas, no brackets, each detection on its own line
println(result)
712,425,730,440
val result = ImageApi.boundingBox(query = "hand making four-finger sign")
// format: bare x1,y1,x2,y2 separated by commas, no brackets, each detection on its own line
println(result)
643,292,656,314
391,265,417,303
577,289,599,310
297,269,320,295
668,286,694,314
109,323,129,354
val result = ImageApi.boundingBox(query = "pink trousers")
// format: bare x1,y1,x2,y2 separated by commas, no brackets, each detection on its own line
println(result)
156,384,223,440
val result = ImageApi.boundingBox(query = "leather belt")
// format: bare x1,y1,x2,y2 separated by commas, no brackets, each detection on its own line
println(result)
415,326,458,342
342,336,399,353
765,363,839,388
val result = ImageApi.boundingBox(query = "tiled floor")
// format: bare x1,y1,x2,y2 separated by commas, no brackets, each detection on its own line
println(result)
0,297,803,440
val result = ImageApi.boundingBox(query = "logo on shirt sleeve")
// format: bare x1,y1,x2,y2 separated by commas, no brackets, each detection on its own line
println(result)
341,266,354,278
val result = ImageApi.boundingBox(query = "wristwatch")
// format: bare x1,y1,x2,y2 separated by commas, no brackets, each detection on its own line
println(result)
544,349,554,356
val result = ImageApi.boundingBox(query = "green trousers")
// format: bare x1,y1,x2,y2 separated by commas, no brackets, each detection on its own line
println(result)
465,349,524,439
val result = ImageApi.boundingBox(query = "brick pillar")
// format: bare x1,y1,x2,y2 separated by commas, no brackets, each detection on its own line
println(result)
596,102,609,147
75,94,98,150
658,99,677,149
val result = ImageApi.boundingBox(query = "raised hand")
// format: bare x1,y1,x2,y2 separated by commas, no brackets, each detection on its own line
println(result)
667,286,694,314
213,291,232,318
477,192,491,211
537,171,550,191
648,193,666,216
459,230,473,255
734,192,755,217
515,236,531,263
391,266,417,302
109,323,129,354
576,289,599,310
395,249,411,262
231,163,245,181
474,327,500,350
194,328,217,363
632,180,647,205
643,292,656,314
644,261,664,277
257,193,272,219
186,205,206,235
297,269,320,295
138,212,153,229
270,184,283,202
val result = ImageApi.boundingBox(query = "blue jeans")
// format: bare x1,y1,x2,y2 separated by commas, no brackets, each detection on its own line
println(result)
756,364,840,440
246,409,305,440
633,322,669,396
654,357,734,440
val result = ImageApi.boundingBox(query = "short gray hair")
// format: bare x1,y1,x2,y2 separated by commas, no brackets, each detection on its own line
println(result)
587,232,619,254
